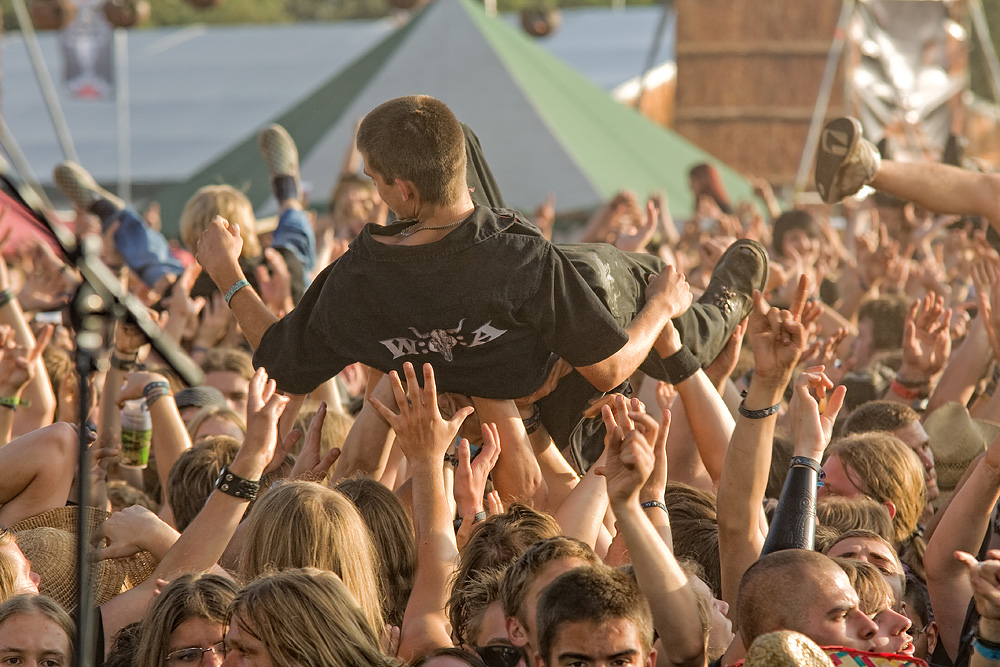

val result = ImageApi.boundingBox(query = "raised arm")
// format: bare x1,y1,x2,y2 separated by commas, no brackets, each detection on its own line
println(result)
924,433,1000,660
602,395,705,667
957,549,1000,667
717,279,807,608
195,216,278,350
99,366,289,653
471,397,546,507
369,362,474,661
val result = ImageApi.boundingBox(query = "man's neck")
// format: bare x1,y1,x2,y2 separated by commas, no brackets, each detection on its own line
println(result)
414,192,476,227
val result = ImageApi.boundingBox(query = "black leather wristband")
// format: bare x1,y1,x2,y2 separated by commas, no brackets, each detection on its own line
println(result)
659,346,700,384
761,464,817,555
215,466,260,501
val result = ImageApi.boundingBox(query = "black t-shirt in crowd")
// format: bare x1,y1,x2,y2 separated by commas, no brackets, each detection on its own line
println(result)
254,205,630,398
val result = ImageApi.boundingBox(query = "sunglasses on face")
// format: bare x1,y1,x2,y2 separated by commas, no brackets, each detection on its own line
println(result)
474,644,524,667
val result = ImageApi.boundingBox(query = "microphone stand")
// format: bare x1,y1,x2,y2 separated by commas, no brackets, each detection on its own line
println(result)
0,166,203,667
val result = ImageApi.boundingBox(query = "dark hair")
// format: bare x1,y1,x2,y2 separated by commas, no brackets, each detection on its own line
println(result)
772,210,820,258
411,647,489,667
857,296,909,352
536,566,653,665
499,537,599,624
843,401,919,435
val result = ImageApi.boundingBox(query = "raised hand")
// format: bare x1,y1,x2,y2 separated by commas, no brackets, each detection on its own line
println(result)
787,367,846,462
0,323,51,398
235,366,290,474
900,293,952,383
454,423,502,548
598,394,656,506
368,362,474,466
163,262,205,344
288,402,342,481
196,215,244,288
747,275,809,389
956,549,1000,621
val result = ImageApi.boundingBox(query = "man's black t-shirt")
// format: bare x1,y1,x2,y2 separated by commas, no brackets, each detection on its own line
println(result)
254,206,630,398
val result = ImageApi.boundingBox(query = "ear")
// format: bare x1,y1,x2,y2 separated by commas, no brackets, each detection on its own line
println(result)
882,500,897,520
645,648,657,667
507,616,528,648
533,650,547,667
396,178,417,202
926,620,939,656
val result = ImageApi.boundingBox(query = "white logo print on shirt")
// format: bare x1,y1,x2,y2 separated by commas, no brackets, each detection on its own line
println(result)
380,319,508,362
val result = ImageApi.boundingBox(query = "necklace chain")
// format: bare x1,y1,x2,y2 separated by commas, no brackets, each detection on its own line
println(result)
397,218,465,237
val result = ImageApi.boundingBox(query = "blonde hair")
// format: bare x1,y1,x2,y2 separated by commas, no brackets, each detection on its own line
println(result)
227,568,399,667
0,531,20,601
237,481,383,635
826,432,926,548
0,594,74,653
832,558,894,616
187,405,247,442
180,185,262,258
816,495,894,541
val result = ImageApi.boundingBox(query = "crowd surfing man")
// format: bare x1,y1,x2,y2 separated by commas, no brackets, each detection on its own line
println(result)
196,95,767,468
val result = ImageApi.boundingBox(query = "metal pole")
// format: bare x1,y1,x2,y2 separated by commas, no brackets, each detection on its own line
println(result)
634,0,673,111
794,0,856,194
0,118,56,210
9,0,79,163
114,29,131,204
970,0,1000,108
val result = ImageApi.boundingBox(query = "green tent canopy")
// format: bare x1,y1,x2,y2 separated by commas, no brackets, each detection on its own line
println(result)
154,0,754,234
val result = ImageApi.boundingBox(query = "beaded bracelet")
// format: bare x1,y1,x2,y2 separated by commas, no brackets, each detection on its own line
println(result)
224,279,251,306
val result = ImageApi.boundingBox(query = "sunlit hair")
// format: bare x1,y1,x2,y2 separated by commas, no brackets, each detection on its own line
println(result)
357,96,467,207
167,436,240,532
832,558,894,616
451,503,561,640
335,476,416,628
826,432,927,577
227,568,399,667
180,185,261,258
0,529,20,601
0,594,74,657
450,567,504,648
134,574,237,667
237,481,383,635
843,401,919,435
499,536,600,625
816,496,894,541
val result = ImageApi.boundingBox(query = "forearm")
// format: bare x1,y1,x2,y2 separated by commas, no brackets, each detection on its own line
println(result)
149,398,193,509
612,502,705,667
399,460,458,660
205,261,278,351
675,369,735,485
331,383,395,483
554,455,610,548
474,398,546,506
578,304,671,392
717,377,783,606
929,320,991,414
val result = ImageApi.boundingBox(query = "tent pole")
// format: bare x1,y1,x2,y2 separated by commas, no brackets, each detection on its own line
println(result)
9,0,79,163
794,0,855,194
114,28,132,204
0,118,55,210
634,0,672,111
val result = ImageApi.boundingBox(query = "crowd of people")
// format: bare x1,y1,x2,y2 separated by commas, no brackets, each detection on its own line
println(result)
1,94,1000,667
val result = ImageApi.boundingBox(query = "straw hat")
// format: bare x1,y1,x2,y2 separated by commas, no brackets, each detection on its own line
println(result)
11,506,157,611
924,402,1000,495
743,631,833,667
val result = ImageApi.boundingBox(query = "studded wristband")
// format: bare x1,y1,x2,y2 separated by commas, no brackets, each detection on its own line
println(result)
215,466,260,501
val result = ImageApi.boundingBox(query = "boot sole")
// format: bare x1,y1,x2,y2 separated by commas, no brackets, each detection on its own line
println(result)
815,117,861,203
